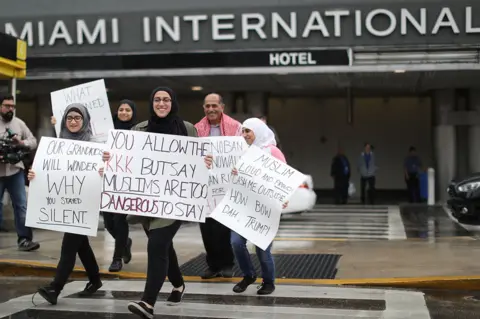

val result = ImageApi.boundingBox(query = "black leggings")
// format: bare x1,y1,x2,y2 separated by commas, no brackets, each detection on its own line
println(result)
51,233,100,292
142,221,183,306
103,212,129,260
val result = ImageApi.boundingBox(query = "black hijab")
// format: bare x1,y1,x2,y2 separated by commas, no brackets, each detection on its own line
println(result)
113,99,137,130
146,87,188,136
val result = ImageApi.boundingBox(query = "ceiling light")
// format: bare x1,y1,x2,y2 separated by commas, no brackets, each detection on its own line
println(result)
394,70,406,73
191,86,203,91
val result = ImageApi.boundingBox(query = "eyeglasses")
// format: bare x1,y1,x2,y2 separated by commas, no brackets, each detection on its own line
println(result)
66,116,83,122
153,98,172,104
1,104,15,109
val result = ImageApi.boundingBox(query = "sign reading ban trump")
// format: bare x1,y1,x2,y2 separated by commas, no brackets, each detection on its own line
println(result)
100,130,210,222
210,145,306,250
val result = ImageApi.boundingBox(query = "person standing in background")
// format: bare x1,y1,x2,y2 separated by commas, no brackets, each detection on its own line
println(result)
331,146,350,204
0,94,39,251
358,143,377,205
404,146,422,203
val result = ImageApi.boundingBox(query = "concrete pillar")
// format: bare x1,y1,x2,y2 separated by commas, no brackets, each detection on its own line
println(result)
35,95,56,138
469,90,480,174
456,91,469,178
245,92,268,117
433,90,456,202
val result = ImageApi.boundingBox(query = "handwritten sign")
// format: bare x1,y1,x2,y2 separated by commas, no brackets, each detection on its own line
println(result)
210,145,306,250
100,130,210,223
50,79,114,143
202,136,248,215
25,137,104,236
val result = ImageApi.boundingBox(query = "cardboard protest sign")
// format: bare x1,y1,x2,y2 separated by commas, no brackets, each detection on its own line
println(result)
100,129,210,223
210,145,306,250
26,137,104,236
202,136,248,216
50,79,114,143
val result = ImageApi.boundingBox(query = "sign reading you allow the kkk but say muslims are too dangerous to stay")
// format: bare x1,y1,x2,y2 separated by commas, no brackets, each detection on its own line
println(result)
100,129,210,222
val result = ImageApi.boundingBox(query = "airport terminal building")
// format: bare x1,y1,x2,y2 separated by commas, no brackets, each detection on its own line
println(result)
1,0,480,198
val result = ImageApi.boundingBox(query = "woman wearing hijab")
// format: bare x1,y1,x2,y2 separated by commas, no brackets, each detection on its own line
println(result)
102,99,137,273
231,117,288,296
29,104,103,305
102,87,212,319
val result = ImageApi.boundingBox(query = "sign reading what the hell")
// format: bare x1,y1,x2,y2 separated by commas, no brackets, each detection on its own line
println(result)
50,79,114,143
26,137,104,236
210,145,306,250
100,129,210,223
203,136,248,215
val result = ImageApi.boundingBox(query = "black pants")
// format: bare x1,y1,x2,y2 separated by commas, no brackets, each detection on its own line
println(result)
51,233,100,292
360,176,376,205
142,221,184,306
406,173,421,203
200,218,234,272
334,177,349,204
103,212,129,260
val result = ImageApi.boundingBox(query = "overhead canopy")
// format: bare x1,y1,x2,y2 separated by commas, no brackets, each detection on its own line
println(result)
0,32,26,79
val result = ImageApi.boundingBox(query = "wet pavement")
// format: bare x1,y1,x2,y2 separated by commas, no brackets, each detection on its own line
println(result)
0,277,478,318
0,204,479,281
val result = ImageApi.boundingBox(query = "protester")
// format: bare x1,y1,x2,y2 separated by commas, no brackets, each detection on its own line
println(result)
102,99,137,272
0,94,39,251
30,104,103,305
230,117,288,296
195,93,241,279
101,87,212,319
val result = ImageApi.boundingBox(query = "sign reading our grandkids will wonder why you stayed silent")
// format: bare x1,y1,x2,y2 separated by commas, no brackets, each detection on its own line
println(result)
210,145,306,250
50,79,114,143
100,130,210,222
202,136,248,215
26,137,105,236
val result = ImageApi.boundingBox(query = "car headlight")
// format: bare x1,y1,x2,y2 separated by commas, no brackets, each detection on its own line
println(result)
457,182,480,192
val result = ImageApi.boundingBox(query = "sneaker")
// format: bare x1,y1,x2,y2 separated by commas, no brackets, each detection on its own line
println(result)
128,301,154,319
78,281,103,296
201,268,220,279
37,286,59,305
257,282,275,295
108,259,123,272
18,239,40,252
233,276,257,293
221,266,234,278
123,238,133,264
167,284,185,306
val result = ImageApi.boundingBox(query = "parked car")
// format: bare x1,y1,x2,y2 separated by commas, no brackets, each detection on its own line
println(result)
446,173,480,225
282,175,317,214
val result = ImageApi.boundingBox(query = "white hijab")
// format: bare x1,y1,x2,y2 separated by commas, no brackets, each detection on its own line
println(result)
242,118,277,149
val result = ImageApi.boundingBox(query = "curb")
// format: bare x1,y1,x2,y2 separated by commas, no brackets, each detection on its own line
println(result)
1,259,480,291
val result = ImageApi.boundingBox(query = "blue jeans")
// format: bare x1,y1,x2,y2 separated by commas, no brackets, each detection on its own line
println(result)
0,170,33,243
230,231,275,284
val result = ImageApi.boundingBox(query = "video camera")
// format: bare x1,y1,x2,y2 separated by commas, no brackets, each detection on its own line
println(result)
0,129,30,165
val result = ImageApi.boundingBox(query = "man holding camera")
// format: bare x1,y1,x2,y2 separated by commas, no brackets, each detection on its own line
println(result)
0,95,39,251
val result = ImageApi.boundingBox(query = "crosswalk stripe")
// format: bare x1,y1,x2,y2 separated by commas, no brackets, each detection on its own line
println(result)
0,281,430,319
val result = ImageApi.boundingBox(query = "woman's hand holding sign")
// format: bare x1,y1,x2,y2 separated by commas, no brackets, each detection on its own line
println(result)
27,169,35,181
102,151,111,163
204,154,213,169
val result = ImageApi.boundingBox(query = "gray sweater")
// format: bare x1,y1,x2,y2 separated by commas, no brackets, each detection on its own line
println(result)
357,152,377,177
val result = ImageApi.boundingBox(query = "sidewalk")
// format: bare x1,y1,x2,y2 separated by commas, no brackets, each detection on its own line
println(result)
1,223,479,290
